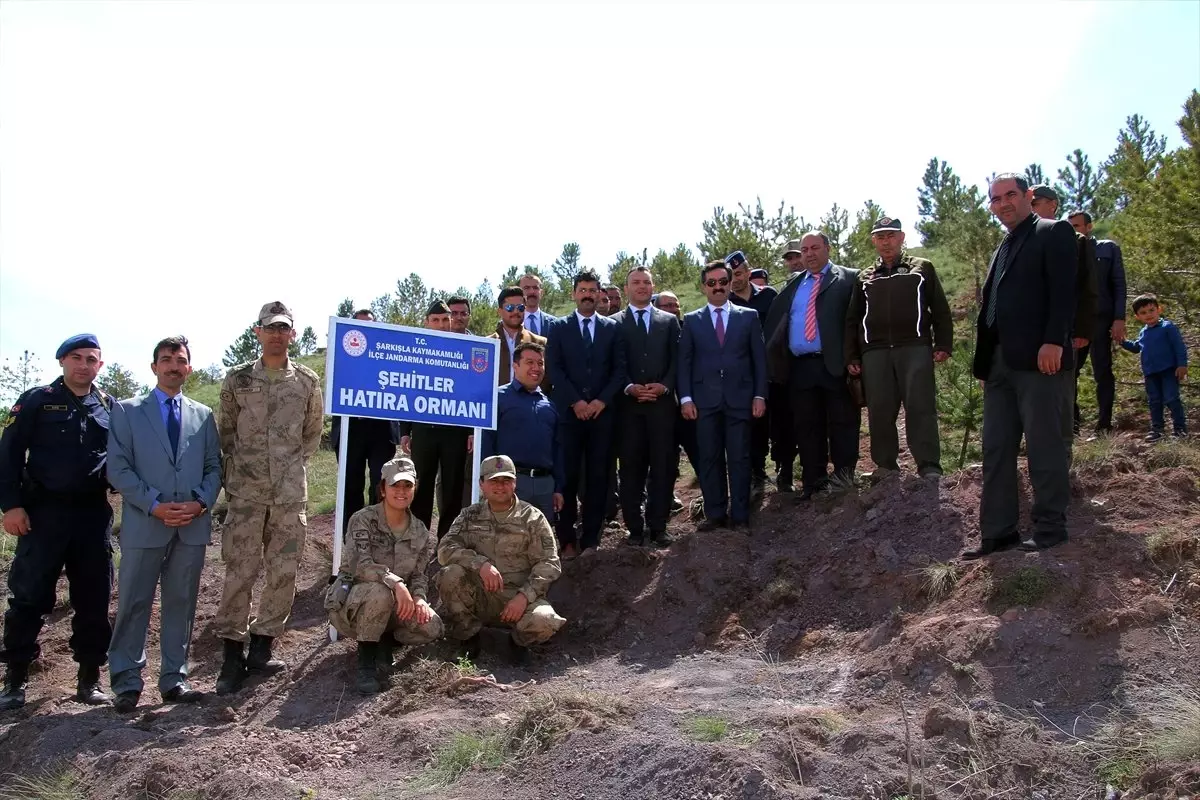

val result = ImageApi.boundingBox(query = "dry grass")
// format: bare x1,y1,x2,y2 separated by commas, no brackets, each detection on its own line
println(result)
1144,437,1200,471
919,562,960,602
1128,678,1200,761
1071,435,1126,470
1145,527,1198,564
0,769,88,800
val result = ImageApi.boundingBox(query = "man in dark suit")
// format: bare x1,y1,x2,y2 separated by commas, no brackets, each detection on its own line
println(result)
613,266,680,548
964,173,1077,559
545,269,628,557
765,233,861,501
679,261,768,530
727,250,778,493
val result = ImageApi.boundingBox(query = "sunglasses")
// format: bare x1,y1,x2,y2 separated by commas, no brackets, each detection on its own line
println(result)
503,303,526,313
704,278,731,288
264,323,292,333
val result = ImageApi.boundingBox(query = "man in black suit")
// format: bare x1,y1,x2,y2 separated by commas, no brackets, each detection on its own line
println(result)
613,267,680,548
678,262,768,530
964,174,1077,559
727,250,779,493
545,269,628,557
765,233,861,501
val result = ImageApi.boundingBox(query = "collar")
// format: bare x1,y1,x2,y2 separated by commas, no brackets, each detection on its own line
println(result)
1006,213,1037,238
628,302,652,313
252,357,293,376
706,301,732,315
803,263,831,282
874,255,908,273
508,378,544,396
574,310,597,324
152,387,182,405
374,503,414,539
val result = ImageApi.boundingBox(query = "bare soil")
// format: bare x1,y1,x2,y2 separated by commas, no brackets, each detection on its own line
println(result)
1,432,1199,800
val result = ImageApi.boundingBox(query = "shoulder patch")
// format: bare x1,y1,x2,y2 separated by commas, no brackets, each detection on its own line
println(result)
296,364,320,381
235,373,253,388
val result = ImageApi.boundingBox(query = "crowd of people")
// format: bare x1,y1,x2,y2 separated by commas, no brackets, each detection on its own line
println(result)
0,175,1189,705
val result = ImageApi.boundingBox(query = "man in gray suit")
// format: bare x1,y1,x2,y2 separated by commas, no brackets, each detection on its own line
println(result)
765,233,861,501
106,336,222,712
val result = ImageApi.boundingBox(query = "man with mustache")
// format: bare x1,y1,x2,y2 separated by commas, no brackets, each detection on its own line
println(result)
520,273,557,336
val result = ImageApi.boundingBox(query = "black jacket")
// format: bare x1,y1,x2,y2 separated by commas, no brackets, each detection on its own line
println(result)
612,305,680,414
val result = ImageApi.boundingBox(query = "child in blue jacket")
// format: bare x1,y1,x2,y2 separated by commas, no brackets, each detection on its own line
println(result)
1120,293,1189,440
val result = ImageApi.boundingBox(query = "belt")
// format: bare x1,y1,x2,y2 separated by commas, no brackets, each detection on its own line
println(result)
791,352,823,359
514,466,552,478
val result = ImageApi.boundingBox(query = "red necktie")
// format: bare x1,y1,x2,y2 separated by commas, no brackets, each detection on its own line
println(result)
804,273,821,342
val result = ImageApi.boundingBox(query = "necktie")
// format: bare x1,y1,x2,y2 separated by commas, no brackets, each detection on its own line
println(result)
713,307,725,347
582,316,592,346
527,314,539,335
166,397,180,455
636,309,647,334
985,235,1013,329
804,272,821,342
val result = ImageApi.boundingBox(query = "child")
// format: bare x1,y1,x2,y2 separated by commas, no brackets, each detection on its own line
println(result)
1120,293,1189,441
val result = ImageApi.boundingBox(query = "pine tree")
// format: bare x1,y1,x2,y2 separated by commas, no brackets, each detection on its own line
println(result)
335,298,356,318
916,158,968,246
1025,163,1046,187
1056,148,1102,216
97,364,146,400
297,326,318,355
845,200,885,269
819,203,849,264
222,326,262,367
1100,114,1167,212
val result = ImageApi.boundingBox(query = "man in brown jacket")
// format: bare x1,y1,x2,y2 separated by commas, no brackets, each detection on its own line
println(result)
845,218,953,481
490,287,551,392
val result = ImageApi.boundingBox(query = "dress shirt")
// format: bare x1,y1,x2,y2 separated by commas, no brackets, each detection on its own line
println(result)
574,309,598,337
503,328,518,357
148,387,184,512
524,310,544,335
481,380,564,492
624,302,655,396
789,262,831,356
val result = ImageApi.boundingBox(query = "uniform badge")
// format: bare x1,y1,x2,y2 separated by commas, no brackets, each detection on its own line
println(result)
471,347,490,374
879,217,892,226
236,374,252,388
897,267,909,274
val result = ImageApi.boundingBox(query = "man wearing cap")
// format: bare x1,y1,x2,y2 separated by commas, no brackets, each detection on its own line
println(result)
519,274,557,336
844,217,953,482
214,302,324,694
1068,209,1124,437
437,455,565,664
0,334,116,710
749,269,770,289
727,250,778,493
327,457,443,695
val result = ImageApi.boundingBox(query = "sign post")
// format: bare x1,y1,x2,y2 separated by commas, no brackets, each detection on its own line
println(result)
324,317,499,641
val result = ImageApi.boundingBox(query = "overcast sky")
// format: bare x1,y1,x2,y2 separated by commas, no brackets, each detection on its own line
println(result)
1,1,1198,388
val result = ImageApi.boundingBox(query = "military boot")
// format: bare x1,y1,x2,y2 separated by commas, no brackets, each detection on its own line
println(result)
356,642,381,695
0,663,29,711
246,634,285,674
215,638,248,696
75,663,112,705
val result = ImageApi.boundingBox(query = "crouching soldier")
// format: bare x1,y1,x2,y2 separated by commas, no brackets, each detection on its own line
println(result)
327,457,443,694
437,455,565,664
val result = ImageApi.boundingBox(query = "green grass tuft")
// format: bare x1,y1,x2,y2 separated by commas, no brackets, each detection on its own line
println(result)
988,565,1054,609
683,715,729,742
0,769,88,800
1097,756,1142,789
1144,437,1200,471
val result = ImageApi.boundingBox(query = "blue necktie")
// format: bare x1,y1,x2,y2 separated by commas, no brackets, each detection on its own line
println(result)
166,397,180,455
527,314,539,335
581,317,592,346
636,309,647,334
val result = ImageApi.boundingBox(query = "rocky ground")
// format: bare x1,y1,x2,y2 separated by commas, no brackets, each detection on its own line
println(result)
0,432,1198,800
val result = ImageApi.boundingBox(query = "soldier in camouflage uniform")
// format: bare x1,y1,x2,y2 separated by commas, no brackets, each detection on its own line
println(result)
437,455,565,664
215,301,324,694
327,457,443,694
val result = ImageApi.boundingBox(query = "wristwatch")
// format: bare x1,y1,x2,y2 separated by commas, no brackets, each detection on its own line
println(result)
192,492,208,512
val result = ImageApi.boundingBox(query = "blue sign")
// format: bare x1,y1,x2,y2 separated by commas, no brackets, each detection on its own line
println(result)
324,318,499,430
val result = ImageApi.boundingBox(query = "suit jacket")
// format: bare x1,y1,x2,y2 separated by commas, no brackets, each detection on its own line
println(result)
765,264,860,382
678,304,768,414
544,311,628,412
973,215,1077,379
107,391,222,548
613,305,680,414
523,309,558,336
490,324,551,392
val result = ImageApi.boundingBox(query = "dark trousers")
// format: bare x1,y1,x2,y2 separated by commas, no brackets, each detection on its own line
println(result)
1075,316,1116,432
788,356,860,491
336,420,397,532
1,501,113,666
695,405,752,523
557,410,615,549
1146,368,1186,434
861,344,941,474
980,347,1073,542
516,473,556,524
619,403,677,535
410,424,470,536
750,413,770,479
768,383,796,476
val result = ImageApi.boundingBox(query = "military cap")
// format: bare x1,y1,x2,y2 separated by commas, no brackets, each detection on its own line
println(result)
724,250,747,268
427,300,451,316
381,457,418,486
870,217,903,235
56,333,101,360
258,301,294,327
1030,184,1059,203
781,239,804,256
749,268,769,281
480,454,517,481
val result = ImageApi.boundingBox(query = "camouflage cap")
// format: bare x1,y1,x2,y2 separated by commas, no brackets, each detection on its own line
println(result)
381,457,418,486
781,239,803,256
480,454,517,481
870,217,903,235
258,301,294,327
1030,184,1059,203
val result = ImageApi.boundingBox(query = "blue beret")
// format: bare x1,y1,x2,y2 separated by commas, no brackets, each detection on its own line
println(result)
724,250,747,267
56,333,101,360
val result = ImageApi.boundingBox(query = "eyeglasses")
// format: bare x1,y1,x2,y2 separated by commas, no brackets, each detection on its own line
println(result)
704,278,731,288
503,303,526,313
450,311,470,318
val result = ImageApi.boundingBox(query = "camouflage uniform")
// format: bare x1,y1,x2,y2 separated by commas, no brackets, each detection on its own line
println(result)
436,496,565,647
327,503,444,644
216,355,323,641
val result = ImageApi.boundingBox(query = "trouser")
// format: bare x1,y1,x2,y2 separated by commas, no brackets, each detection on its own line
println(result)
1075,316,1116,432
980,347,1072,543
1146,369,1186,434
861,344,941,475
109,538,206,695
328,582,444,644
215,497,307,641
618,403,676,535
410,424,470,537
436,565,565,646
750,412,770,480
788,356,860,491
0,500,113,666
516,473,556,524
768,383,797,474
695,406,752,523
336,419,397,533
557,409,615,550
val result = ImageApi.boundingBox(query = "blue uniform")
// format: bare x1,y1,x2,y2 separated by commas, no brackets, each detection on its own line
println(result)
0,377,114,667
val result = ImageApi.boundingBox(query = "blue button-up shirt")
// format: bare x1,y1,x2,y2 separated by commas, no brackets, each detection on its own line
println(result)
789,262,831,356
152,387,182,431
481,380,564,492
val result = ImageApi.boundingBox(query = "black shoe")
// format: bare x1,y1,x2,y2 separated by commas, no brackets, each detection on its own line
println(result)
461,634,482,661
1018,534,1069,552
355,642,381,695
75,664,112,706
376,641,396,672
650,531,674,549
1146,430,1164,442
113,691,141,714
508,638,532,667
162,683,204,704
246,634,285,674
729,520,750,531
696,517,727,532
0,663,29,712
795,487,816,503
775,471,794,493
961,533,1021,560
214,639,248,696
623,532,646,547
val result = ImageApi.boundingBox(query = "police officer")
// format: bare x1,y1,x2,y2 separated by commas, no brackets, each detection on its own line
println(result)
0,334,115,710
437,455,565,665
327,457,444,695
